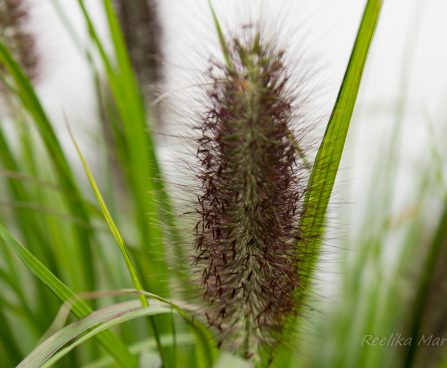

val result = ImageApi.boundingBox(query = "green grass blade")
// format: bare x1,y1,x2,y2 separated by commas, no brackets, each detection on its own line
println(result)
89,288,218,368
68,127,168,364
299,0,383,288
0,42,97,294
44,303,170,368
0,224,137,368
100,0,184,266
76,0,174,296
17,300,170,368
68,127,146,306
0,126,62,326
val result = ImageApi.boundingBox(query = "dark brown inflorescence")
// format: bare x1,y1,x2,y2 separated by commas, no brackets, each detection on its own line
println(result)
194,27,309,356
113,0,163,104
0,0,38,83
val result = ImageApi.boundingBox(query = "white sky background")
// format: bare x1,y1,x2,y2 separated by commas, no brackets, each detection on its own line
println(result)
27,0,447,282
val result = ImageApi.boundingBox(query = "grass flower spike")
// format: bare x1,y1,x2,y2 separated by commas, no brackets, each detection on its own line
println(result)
194,26,311,357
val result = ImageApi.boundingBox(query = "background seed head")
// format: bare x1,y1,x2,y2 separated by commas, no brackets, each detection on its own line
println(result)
113,0,164,122
0,0,38,84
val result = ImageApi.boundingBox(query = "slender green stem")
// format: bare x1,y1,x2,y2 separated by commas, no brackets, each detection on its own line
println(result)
298,0,383,293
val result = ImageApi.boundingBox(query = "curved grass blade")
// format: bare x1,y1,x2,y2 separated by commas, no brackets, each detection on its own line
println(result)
68,127,168,363
0,224,137,368
53,287,218,368
17,300,170,368
43,304,173,368
298,0,383,291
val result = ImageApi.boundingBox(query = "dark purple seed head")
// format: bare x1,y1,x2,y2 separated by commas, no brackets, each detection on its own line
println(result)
193,25,311,356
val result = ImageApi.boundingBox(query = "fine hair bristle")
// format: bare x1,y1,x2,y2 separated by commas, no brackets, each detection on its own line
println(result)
192,24,314,357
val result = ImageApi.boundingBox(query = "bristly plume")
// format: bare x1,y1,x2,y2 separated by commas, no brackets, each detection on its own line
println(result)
193,25,312,357
113,0,163,110
0,0,38,83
